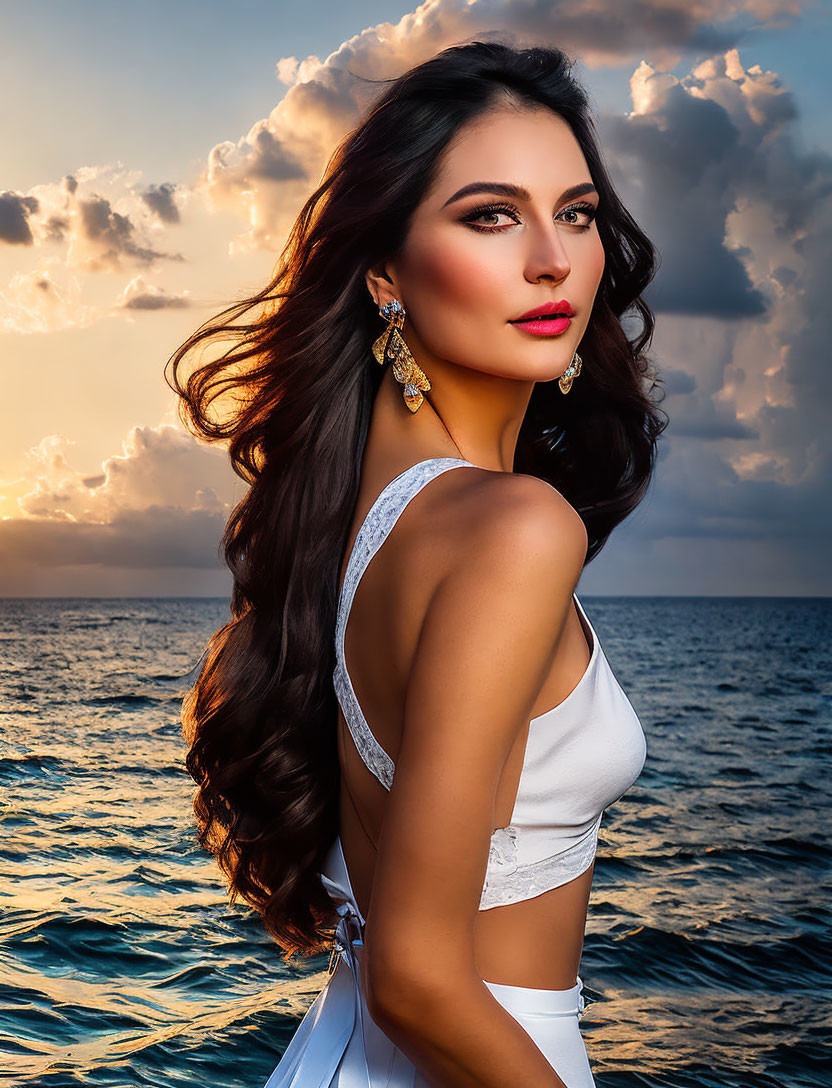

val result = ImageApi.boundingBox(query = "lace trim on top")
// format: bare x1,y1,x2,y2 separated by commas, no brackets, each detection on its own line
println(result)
334,459,474,791
479,813,602,911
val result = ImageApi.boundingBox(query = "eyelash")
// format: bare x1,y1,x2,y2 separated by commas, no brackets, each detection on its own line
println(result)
460,200,598,233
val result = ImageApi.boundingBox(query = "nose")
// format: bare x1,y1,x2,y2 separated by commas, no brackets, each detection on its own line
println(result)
523,221,571,285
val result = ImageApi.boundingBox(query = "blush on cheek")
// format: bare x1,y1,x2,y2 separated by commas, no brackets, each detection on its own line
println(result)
402,237,505,325
589,238,606,282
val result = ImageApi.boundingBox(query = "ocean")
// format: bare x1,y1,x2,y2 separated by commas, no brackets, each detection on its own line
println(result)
1,596,829,1087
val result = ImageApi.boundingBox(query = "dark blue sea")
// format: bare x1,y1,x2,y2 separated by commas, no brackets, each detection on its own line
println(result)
1,596,829,1087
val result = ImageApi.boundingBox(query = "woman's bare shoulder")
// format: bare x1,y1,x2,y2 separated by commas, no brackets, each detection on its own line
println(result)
423,463,588,567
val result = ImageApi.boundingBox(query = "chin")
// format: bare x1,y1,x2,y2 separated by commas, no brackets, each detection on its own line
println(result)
516,355,575,383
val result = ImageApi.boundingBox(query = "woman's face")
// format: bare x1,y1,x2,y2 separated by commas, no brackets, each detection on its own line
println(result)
383,105,606,384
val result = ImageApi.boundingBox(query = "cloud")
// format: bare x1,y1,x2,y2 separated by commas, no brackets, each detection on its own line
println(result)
118,274,193,310
624,438,832,543
0,191,39,245
662,368,697,396
0,166,196,330
0,505,228,570
666,394,759,440
603,59,774,318
139,182,182,224
581,43,832,575
0,167,187,272
0,424,242,584
0,263,101,334
13,424,236,522
71,191,184,272
276,56,301,85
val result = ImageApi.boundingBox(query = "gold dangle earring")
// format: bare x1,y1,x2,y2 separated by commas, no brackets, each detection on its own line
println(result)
559,351,583,394
371,299,431,413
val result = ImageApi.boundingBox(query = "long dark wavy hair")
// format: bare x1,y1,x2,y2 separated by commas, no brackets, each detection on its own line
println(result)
165,38,668,961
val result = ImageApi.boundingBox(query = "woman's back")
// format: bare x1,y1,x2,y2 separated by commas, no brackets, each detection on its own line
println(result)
334,452,615,990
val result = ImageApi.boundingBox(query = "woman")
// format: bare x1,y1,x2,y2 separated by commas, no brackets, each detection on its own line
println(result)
166,39,666,1088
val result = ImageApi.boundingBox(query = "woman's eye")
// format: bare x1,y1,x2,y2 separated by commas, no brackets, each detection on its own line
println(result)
476,211,513,227
461,205,519,232
558,202,597,229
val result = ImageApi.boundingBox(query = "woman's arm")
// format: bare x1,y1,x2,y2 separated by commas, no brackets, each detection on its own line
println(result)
363,471,588,1088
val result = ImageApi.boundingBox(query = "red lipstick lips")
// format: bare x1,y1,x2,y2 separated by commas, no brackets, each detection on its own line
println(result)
510,299,574,337
513,300,574,321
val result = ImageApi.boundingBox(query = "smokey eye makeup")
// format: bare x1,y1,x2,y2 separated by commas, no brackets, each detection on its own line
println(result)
459,200,598,233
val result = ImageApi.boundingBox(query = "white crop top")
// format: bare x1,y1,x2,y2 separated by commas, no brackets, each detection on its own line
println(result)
333,458,647,911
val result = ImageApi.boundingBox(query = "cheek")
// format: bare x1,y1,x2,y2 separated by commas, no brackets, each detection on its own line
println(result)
587,234,606,285
400,232,508,320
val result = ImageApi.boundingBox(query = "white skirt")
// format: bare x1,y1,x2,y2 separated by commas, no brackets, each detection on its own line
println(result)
263,836,596,1087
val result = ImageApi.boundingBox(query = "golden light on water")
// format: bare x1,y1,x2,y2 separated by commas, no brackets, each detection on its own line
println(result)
2,596,827,1084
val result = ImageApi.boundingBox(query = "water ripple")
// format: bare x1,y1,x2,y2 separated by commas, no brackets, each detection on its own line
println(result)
0,595,829,1086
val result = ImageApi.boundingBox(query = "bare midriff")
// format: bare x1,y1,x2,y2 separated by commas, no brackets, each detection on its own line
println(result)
472,862,594,990
337,701,595,994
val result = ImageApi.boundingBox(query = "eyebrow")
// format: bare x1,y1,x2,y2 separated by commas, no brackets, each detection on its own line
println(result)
441,180,598,209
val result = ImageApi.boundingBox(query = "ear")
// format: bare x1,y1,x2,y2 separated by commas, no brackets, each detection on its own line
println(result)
365,259,400,311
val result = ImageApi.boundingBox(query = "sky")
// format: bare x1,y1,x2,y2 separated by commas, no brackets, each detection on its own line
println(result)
0,0,830,597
